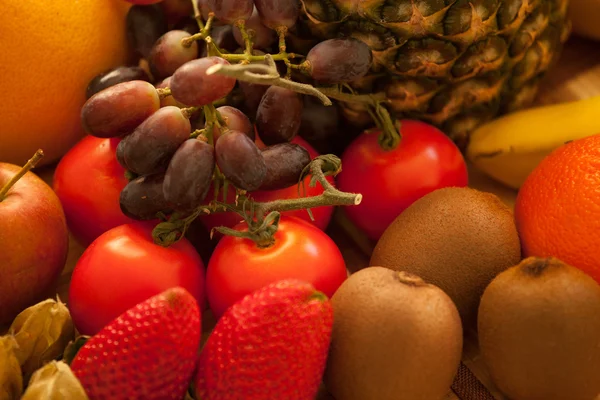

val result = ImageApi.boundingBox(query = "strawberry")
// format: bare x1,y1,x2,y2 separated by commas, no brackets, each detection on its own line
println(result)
70,287,201,400
195,279,334,400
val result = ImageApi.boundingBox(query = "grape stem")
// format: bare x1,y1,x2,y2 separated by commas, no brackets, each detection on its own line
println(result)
207,55,332,105
235,20,254,62
0,149,44,201
207,54,390,106
191,0,205,30
205,54,397,143
151,155,362,248
156,87,171,99
182,14,215,48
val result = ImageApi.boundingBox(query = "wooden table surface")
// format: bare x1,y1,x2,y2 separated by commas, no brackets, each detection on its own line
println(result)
33,35,600,400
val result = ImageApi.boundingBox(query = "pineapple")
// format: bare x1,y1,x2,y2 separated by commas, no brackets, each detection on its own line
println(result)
296,0,571,148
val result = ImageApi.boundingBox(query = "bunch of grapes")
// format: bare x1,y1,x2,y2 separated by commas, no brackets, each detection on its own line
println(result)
82,0,374,228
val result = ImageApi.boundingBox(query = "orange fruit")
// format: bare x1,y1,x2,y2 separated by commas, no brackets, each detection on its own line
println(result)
515,134,600,282
0,1,132,167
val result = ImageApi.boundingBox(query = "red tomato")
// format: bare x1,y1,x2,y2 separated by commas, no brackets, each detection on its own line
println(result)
337,120,468,241
53,135,133,247
69,222,206,335
206,216,347,318
199,136,334,235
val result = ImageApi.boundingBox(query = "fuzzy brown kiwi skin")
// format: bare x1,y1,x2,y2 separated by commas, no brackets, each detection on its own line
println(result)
478,257,600,400
369,187,521,331
324,266,463,400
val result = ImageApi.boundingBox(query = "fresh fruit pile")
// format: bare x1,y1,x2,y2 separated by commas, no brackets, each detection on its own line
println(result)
2,0,600,399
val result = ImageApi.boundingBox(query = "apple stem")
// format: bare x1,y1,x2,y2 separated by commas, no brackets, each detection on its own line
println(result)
0,149,44,201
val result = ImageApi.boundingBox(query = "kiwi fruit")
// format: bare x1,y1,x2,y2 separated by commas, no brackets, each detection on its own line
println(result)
370,187,521,330
478,257,600,400
324,266,463,400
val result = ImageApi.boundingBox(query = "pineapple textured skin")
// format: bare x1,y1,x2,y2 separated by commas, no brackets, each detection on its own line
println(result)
297,0,571,148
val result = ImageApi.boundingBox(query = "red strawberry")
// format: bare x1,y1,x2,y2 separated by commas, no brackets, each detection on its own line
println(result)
195,279,334,400
70,287,201,400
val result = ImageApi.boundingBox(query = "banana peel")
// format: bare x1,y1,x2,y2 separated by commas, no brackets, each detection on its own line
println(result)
466,96,600,190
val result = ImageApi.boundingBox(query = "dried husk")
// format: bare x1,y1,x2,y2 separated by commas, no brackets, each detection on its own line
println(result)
62,335,90,365
9,298,75,382
0,335,23,400
21,361,89,400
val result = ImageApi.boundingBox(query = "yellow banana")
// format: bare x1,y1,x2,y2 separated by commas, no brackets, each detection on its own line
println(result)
466,95,600,190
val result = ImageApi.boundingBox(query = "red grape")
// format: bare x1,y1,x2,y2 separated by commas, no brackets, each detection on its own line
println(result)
159,0,194,24
299,95,341,154
255,86,303,145
170,57,236,106
120,174,171,220
86,66,151,99
306,38,372,84
215,130,267,191
239,81,268,117
81,80,160,139
163,139,216,212
212,106,254,142
126,4,168,59
207,0,253,24
254,0,300,29
260,143,311,190
120,106,191,175
149,30,199,79
233,7,276,50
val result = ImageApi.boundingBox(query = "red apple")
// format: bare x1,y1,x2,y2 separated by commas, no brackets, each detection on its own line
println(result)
0,150,69,325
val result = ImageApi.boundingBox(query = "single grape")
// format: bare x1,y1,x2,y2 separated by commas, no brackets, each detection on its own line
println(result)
120,173,170,220
255,86,303,145
170,57,236,106
305,38,372,84
207,0,253,24
212,106,254,142
148,30,199,80
199,25,238,57
159,0,194,24
81,80,160,138
215,130,267,191
120,106,191,175
163,139,215,212
239,81,268,117
254,0,300,29
299,95,340,154
116,139,129,170
126,4,168,59
260,143,311,190
233,7,276,50
86,66,151,99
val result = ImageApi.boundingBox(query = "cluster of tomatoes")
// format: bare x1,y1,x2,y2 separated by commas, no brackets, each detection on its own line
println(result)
52,119,467,334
